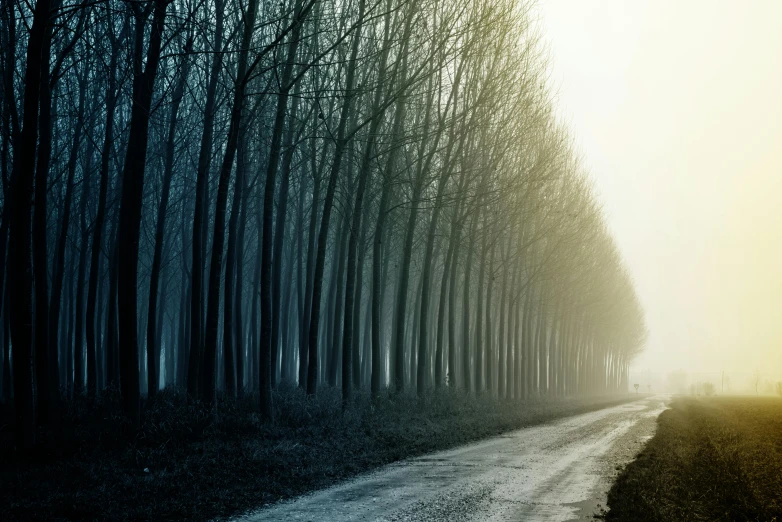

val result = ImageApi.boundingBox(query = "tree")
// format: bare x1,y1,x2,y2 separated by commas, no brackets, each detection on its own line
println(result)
0,0,649,431
117,0,168,422
9,0,53,448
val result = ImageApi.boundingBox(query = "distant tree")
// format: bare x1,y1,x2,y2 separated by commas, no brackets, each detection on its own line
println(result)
751,371,761,396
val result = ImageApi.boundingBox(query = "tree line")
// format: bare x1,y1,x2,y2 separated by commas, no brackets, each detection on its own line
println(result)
0,0,646,447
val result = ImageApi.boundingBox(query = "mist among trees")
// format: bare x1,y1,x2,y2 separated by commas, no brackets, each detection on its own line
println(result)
0,0,646,449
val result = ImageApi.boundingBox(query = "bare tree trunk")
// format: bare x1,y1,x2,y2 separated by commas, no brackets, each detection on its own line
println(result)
445,217,463,389
462,212,478,393
513,281,522,400
9,0,53,447
474,221,488,394
296,171,306,386
370,179,389,398
280,233,296,382
117,0,168,422
222,125,245,397
306,0,364,396
86,23,121,398
329,216,349,388
0,0,17,353
49,70,86,401
341,0,387,401
497,238,510,398
300,143,320,389
416,165,453,393
105,217,119,388
390,138,429,393
368,0,422,397
2,281,10,401
434,231,454,389
270,79,301,389
250,209,262,392
547,303,558,397
536,300,546,395
484,239,495,395
177,246,190,387
188,0,225,399
350,218,367,389
261,0,315,412
361,279,372,385
166,310,175,386
33,17,53,416
234,134,250,395
74,145,93,394
408,271,423,390
414,54,470,393
521,286,534,399
147,38,191,398
504,258,518,399
202,0,264,405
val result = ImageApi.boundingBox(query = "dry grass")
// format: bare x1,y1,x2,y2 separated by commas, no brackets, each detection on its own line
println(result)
605,396,782,521
1,385,634,521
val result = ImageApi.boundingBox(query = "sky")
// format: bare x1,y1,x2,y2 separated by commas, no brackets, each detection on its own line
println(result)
536,0,782,377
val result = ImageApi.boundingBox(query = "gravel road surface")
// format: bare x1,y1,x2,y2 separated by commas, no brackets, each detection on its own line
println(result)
234,395,668,522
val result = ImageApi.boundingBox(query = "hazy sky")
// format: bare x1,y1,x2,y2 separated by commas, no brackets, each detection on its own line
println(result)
537,0,782,375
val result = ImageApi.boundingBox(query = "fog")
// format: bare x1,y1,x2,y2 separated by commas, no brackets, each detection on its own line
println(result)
539,0,782,378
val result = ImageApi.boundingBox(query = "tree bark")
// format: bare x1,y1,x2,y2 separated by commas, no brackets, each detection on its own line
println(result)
260,0,311,412
147,37,191,398
270,81,301,388
9,0,53,447
117,0,168,422
462,212,478,393
33,16,53,415
306,0,363,396
86,24,121,398
188,0,225,399
74,135,93,394
202,0,262,405
49,66,86,401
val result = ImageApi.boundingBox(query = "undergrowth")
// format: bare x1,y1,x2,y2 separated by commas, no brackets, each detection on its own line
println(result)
1,385,634,521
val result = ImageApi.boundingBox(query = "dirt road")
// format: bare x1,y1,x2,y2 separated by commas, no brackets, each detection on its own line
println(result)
235,396,668,522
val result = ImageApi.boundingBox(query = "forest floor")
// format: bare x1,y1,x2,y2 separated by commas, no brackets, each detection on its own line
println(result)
604,395,782,521
1,386,637,521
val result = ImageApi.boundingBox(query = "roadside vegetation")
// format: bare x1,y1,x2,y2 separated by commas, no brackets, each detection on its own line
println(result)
605,396,782,521
1,387,635,521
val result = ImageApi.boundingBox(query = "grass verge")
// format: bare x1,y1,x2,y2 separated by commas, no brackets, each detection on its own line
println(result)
604,396,782,521
1,385,636,521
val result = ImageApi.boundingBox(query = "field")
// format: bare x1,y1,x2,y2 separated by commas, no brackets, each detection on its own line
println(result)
0,386,634,521
605,396,782,521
